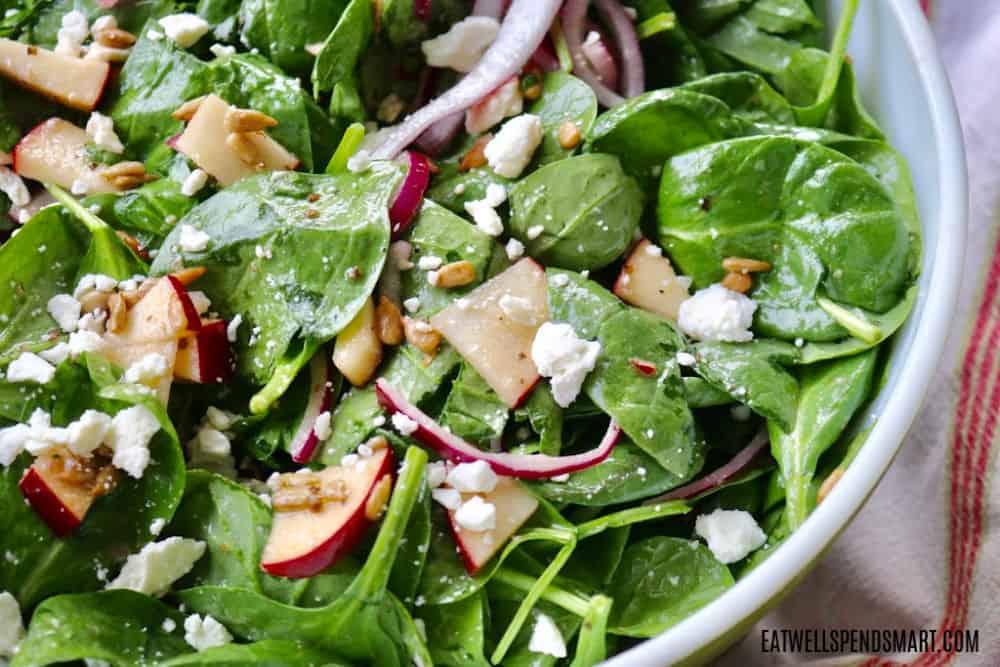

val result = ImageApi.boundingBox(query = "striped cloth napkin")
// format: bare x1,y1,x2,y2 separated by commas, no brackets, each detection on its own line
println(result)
719,1,998,665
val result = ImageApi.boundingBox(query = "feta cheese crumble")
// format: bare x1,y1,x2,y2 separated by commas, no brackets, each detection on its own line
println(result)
123,353,170,387
531,322,601,407
226,314,243,343
184,614,233,651
0,591,24,658
454,495,496,532
187,425,236,479
528,613,567,658
55,10,89,57
0,167,29,207
66,410,112,457
391,413,419,436
505,238,525,261
6,352,56,385
418,255,443,271
178,224,211,252
85,113,124,154
107,537,207,596
313,411,332,441
403,297,421,313
158,14,210,48
426,461,447,488
431,487,462,510
446,461,498,494
465,76,523,135
463,183,507,237
181,169,209,197
694,508,766,564
47,293,82,332
421,16,499,73
677,284,756,342
106,405,161,479
485,114,543,179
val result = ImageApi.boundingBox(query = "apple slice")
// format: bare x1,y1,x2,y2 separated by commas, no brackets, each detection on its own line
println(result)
430,258,548,408
19,447,118,536
175,320,233,384
0,39,110,111
287,353,335,464
333,297,383,387
174,94,300,187
13,118,120,193
613,239,691,322
447,477,539,574
261,447,395,578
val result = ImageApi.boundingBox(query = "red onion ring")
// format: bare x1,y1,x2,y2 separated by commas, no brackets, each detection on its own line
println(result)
593,0,644,98
415,111,464,156
288,354,335,464
414,0,433,22
580,27,619,91
388,151,431,238
471,0,510,20
647,431,771,503
530,39,561,72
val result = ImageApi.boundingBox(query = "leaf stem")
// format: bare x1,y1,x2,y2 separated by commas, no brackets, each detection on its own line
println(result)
817,296,882,344
44,183,109,234
550,17,574,73
491,567,592,618
576,500,689,540
815,0,861,105
637,12,676,40
249,339,322,414
326,122,367,175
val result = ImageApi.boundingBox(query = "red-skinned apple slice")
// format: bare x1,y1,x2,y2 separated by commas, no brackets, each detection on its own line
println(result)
13,118,119,193
613,239,691,322
376,379,621,478
175,319,234,384
261,447,395,578
19,447,118,536
287,353,335,464
447,476,539,574
0,39,110,111
430,258,548,408
174,94,300,187
333,297,383,388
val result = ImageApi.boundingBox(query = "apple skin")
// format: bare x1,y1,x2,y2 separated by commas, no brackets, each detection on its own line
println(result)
19,466,83,537
13,118,119,193
175,320,233,383
0,39,110,112
289,355,335,464
166,275,203,333
261,448,395,578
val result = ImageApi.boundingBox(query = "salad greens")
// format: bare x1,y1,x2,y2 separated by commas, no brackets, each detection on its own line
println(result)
0,0,920,665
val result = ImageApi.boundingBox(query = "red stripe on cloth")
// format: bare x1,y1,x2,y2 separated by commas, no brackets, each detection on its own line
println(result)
920,0,932,18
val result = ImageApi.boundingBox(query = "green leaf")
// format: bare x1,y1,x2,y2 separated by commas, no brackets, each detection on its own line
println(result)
678,71,795,124
151,168,401,384
608,536,734,637
388,476,431,604
312,0,373,95
508,154,643,272
417,592,492,667
440,362,509,444
527,72,598,165
161,640,350,666
570,595,614,667
516,384,564,456
239,0,349,77
683,376,734,408
770,349,876,530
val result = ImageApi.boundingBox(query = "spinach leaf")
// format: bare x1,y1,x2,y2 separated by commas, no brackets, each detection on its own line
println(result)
528,72,598,165
586,88,747,185
0,207,86,364
237,0,348,77
21,0,179,47
678,71,795,124
161,640,350,666
151,167,401,384
693,339,799,430
426,166,513,217
101,178,199,250
321,344,460,464
630,0,708,87
658,136,912,341
608,536,734,637
516,384,564,456
683,376,734,408
0,368,186,607
196,0,244,41
400,201,497,316
508,154,642,272
770,348,876,530
417,592,492,667
486,600,581,667
744,0,820,34
388,475,431,604
312,0,374,96
440,362,509,445
12,590,189,667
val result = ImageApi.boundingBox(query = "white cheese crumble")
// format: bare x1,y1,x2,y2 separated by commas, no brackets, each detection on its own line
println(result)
505,238,525,261
446,461,498,494
484,114,543,178
0,167,29,207
187,425,236,479
526,224,544,240
106,405,161,479
313,411,332,441
675,351,696,367
150,518,166,536
178,224,211,252
70,178,90,196
0,591,24,658
107,537,207,596
47,293,81,332
7,352,55,385
403,297,421,313
209,43,236,58
226,314,242,343
66,410,112,457
528,613,567,658
123,353,170,387
421,16,499,73
454,495,496,532
158,13,210,48
162,617,177,633
85,112,124,154
55,10,89,57
183,614,233,651
146,29,164,41
677,284,756,342
530,322,601,408
694,508,766,564
463,183,507,237
465,76,523,135
431,487,462,510
426,461,447,488
181,169,209,197
391,413,419,436
418,255,443,271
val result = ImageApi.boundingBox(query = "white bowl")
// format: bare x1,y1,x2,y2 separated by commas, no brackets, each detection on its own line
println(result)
608,1,967,664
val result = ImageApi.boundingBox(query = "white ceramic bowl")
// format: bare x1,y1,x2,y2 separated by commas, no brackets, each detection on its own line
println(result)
609,1,967,664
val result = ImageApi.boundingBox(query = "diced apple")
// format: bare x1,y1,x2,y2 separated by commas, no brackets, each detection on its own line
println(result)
13,118,119,193
0,39,110,111
333,297,383,387
174,94,299,187
613,239,691,322
447,476,539,574
175,320,233,384
19,447,118,536
261,447,395,578
430,258,548,408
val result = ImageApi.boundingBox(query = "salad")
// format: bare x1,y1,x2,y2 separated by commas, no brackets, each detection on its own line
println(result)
0,0,919,665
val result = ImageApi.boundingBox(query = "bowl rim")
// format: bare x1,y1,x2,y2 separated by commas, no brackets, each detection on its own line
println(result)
606,0,968,664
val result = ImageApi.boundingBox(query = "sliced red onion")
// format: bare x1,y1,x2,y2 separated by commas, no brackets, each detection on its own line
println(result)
649,431,770,503
415,111,464,156
594,0,644,98
389,151,431,238
472,0,510,20
288,353,335,464
414,0,432,22
96,0,121,6
371,0,563,160
561,0,622,107
530,39,561,72
165,133,181,150
580,28,619,92
375,379,621,478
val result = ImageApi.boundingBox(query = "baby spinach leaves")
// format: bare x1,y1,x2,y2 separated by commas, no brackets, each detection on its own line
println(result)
152,168,401,385
417,592,492,667
238,0,349,78
508,154,642,271
528,72,598,165
312,0,374,100
440,362,509,445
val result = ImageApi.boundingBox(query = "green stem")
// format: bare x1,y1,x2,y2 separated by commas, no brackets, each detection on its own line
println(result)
491,540,576,664
44,183,108,234
817,296,882,344
326,122,367,175
815,0,860,105
576,500,689,539
492,567,592,618
550,17,574,73
249,339,322,414
637,12,676,39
